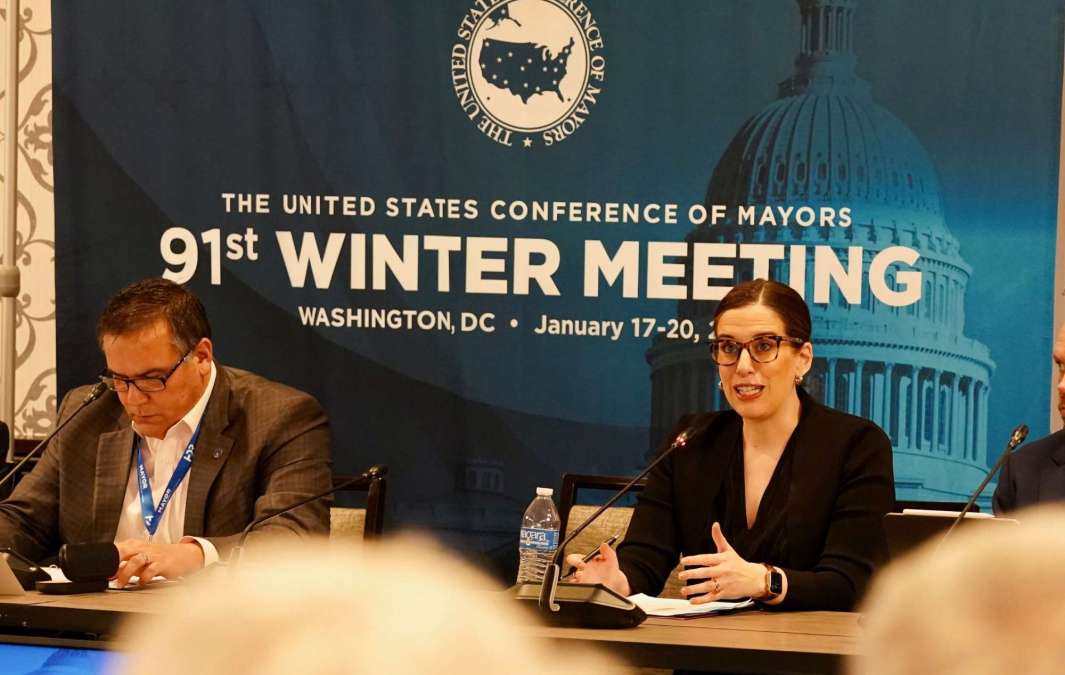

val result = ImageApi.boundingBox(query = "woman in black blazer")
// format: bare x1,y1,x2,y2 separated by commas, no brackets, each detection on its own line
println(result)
568,279,895,610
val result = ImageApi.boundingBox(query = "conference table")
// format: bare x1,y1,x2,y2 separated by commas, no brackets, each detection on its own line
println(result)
0,586,173,638
0,587,862,673
528,610,861,674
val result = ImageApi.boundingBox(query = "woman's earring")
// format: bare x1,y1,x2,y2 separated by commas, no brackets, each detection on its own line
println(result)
794,374,803,385
718,380,723,390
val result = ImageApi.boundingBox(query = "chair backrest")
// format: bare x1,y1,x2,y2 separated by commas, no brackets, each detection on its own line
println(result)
558,473,645,538
1,440,42,499
897,499,978,513
329,473,387,541
558,473,683,598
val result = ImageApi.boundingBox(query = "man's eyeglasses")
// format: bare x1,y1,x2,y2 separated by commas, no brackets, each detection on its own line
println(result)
709,336,805,366
99,348,192,393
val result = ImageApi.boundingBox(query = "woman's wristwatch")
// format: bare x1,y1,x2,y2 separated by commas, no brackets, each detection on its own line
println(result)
760,563,783,600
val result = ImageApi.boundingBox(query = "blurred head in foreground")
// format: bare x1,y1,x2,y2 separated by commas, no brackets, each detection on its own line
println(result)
118,537,620,675
853,504,1065,675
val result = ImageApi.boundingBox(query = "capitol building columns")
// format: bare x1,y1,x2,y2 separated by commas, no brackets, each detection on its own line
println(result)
908,367,920,453
931,369,943,454
824,359,837,411
789,356,989,462
880,362,895,435
656,352,992,469
649,336,995,501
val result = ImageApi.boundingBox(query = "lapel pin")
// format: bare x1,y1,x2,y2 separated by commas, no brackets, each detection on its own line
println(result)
212,448,223,459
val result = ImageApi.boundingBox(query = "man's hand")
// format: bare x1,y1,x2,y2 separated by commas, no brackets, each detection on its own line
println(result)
114,539,205,587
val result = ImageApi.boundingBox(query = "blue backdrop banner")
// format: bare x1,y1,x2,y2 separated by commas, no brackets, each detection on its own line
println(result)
53,0,1064,577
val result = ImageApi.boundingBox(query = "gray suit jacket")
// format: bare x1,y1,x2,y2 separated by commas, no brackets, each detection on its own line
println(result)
992,429,1065,515
0,365,333,561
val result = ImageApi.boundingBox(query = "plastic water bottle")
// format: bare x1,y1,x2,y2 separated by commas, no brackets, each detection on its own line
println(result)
516,487,561,583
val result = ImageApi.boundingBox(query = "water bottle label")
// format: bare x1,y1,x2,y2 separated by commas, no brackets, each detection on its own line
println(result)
519,527,559,550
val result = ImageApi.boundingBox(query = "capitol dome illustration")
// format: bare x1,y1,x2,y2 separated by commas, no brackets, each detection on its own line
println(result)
647,0,996,503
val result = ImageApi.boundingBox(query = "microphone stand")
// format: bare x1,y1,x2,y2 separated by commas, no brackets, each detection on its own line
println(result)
0,382,107,492
228,464,388,566
520,420,710,628
538,429,695,612
938,423,1028,549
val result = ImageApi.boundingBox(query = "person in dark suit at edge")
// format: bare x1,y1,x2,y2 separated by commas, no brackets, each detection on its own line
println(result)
0,278,333,585
568,279,896,611
993,323,1065,514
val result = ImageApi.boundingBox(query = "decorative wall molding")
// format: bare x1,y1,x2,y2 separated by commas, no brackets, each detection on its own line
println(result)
1,1,55,439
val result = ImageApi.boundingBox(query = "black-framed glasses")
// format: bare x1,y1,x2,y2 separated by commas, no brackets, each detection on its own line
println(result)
709,336,805,366
99,348,192,393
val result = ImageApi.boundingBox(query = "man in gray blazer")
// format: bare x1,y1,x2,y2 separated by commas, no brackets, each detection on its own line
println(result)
0,278,333,584
993,323,1065,514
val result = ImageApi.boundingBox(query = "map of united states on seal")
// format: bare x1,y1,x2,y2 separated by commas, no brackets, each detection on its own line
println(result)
479,37,574,103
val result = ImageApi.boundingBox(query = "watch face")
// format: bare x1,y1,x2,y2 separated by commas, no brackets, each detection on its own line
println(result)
769,571,783,595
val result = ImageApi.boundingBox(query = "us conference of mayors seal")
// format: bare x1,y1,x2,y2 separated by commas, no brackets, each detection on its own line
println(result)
451,0,606,148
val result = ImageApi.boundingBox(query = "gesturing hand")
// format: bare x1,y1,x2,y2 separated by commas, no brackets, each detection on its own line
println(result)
677,522,766,604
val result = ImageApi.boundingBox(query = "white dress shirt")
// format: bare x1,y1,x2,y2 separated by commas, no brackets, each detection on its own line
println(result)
113,362,220,566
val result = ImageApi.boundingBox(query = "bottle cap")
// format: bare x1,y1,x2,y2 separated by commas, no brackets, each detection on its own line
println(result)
536,487,554,497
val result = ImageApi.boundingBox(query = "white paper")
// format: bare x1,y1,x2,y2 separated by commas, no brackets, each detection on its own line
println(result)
109,575,170,589
901,508,993,519
628,593,754,617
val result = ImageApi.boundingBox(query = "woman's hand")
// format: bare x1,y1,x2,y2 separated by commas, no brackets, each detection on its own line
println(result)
678,522,767,604
564,542,631,597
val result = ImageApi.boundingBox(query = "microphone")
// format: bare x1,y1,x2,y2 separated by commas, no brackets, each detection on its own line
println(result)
519,417,713,629
229,464,388,563
0,381,108,493
34,542,121,594
938,423,1029,548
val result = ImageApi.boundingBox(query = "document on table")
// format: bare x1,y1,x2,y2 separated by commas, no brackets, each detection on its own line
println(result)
41,565,165,589
108,559,170,589
901,508,993,519
629,593,755,618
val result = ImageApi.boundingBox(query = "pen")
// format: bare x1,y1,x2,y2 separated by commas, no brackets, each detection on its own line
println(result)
562,534,621,580
580,534,620,563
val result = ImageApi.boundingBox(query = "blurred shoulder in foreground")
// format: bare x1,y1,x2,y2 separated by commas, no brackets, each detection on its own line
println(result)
855,503,1065,675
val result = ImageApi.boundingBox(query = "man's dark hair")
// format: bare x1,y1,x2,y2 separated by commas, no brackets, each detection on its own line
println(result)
712,278,812,342
96,278,211,352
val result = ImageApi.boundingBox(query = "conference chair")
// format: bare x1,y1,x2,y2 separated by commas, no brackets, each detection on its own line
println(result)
329,472,387,541
558,473,683,599
0,440,40,499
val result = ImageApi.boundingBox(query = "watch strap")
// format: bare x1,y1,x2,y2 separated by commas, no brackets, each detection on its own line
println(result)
761,563,780,599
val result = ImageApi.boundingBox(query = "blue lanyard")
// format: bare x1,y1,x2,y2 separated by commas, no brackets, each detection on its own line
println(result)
135,421,202,537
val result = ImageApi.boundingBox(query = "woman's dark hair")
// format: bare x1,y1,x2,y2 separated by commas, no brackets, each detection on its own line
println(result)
712,279,812,342
97,278,211,352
